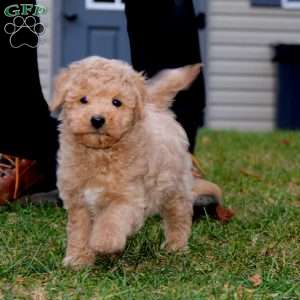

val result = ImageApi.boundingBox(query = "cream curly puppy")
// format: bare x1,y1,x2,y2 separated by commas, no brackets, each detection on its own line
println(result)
51,57,222,268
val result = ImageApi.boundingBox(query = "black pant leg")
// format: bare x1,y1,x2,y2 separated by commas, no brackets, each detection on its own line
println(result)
0,0,58,184
124,0,205,151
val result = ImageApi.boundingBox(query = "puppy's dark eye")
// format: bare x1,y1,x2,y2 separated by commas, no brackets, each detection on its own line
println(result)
112,99,122,107
80,96,88,104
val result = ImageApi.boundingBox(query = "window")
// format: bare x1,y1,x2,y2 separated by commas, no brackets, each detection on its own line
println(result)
85,0,124,10
251,0,281,6
282,0,300,8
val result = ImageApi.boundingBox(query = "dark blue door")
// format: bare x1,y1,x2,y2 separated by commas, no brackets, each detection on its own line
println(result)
62,0,130,67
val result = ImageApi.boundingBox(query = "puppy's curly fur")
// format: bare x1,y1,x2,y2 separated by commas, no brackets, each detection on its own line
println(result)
51,57,220,268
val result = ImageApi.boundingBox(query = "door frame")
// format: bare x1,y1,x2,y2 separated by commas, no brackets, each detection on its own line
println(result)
52,0,63,79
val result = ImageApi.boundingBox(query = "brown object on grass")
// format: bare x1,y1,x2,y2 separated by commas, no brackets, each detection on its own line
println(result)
0,155,46,205
215,205,235,223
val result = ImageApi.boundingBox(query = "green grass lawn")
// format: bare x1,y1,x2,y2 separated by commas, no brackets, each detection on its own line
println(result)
0,130,299,300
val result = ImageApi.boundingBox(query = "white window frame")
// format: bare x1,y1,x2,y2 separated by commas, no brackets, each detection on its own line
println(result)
86,0,124,10
282,0,300,8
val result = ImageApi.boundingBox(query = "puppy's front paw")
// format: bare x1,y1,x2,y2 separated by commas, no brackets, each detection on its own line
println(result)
90,227,126,254
162,239,188,253
63,252,95,269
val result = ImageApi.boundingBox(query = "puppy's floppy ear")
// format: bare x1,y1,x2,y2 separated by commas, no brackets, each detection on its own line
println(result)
134,97,144,121
146,64,202,110
49,68,72,112
132,73,146,121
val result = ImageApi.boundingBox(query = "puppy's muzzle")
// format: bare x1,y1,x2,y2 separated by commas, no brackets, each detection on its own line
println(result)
91,115,106,129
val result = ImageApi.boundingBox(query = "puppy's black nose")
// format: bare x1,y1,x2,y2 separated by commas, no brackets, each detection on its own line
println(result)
91,115,105,129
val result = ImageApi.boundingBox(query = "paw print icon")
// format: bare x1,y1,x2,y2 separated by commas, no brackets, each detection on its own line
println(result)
4,16,45,48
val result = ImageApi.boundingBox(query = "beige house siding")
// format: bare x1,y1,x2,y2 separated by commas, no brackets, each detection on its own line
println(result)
206,0,300,131
37,0,53,102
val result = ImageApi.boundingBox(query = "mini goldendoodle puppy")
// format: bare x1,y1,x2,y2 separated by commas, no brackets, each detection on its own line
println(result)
51,57,225,268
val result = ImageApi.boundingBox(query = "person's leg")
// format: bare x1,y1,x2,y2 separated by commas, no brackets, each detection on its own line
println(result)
124,0,205,151
0,0,59,192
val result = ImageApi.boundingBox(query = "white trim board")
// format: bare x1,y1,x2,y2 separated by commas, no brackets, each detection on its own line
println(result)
85,0,124,10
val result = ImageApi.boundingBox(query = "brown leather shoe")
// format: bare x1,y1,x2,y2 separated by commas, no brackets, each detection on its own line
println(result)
191,155,234,223
0,154,49,205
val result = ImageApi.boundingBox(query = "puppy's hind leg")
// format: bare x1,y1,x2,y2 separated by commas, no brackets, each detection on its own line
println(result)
192,178,234,222
161,195,193,252
63,206,96,269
